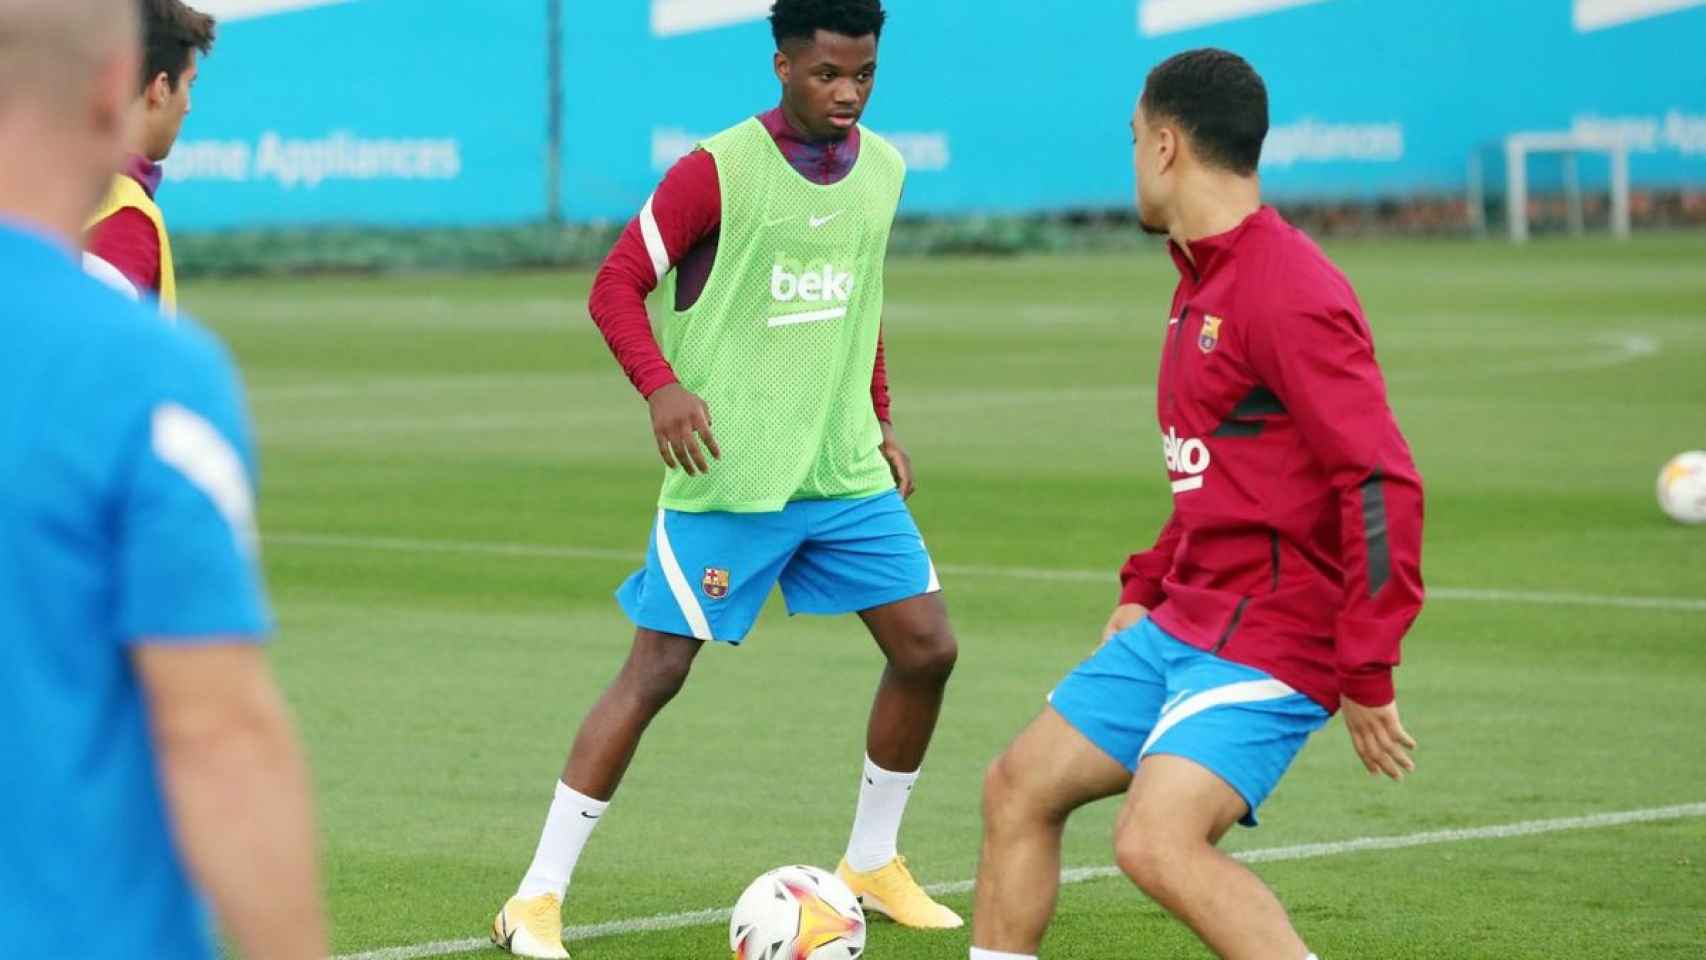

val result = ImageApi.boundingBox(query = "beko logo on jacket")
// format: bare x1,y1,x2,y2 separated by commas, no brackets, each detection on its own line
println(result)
1162,426,1210,493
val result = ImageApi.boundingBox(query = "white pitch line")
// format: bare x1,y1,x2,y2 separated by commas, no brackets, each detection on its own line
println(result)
1430,586,1706,613
1386,333,1661,385
1472,333,1661,377
250,372,607,401
330,801,1706,960
268,532,639,565
266,532,1706,613
334,938,485,960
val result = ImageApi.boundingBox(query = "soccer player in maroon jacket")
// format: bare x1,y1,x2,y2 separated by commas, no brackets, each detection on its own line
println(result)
969,50,1425,960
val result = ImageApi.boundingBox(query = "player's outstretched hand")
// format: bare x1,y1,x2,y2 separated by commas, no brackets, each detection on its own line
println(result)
648,383,721,475
880,421,916,498
1341,697,1417,780
1101,603,1148,643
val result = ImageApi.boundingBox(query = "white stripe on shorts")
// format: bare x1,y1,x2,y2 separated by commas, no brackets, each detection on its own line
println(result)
1139,678,1298,755
652,510,712,641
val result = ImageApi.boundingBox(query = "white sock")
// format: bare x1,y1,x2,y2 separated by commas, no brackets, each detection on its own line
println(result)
970,949,1036,960
843,754,920,871
516,781,609,900
1305,954,1320,960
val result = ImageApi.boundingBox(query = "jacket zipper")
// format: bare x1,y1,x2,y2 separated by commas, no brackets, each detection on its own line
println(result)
1168,306,1190,413
1213,596,1250,654
1270,530,1281,592
1214,534,1280,656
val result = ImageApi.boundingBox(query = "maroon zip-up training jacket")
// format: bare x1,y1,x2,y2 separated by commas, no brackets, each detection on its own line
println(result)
1120,206,1425,712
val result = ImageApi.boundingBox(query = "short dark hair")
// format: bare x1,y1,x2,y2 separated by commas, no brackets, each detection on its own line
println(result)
1141,48,1268,176
139,0,214,93
769,0,885,51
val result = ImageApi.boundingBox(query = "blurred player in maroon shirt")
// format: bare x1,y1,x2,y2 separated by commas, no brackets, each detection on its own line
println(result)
970,50,1425,960
84,0,214,310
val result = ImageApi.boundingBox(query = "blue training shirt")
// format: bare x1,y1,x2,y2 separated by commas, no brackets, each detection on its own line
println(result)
0,222,271,958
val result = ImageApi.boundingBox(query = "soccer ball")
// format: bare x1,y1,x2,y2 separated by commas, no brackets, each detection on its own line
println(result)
729,865,866,960
1657,451,1706,525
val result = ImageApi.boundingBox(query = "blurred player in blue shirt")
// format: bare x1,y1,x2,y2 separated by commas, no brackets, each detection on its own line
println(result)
0,1,327,957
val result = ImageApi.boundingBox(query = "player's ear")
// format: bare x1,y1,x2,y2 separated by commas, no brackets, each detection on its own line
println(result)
773,49,790,85
146,71,170,108
1156,124,1180,174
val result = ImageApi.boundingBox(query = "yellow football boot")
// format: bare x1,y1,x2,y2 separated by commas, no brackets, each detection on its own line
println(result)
836,856,963,929
491,892,570,959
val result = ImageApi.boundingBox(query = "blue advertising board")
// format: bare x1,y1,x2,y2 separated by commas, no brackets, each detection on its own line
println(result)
166,0,1706,228
564,0,1706,219
167,0,548,230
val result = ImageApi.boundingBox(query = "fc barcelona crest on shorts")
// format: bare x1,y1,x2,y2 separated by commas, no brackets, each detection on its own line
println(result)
702,567,730,600
1199,315,1224,354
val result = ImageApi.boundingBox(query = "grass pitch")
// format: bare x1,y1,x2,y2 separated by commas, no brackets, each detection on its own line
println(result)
189,233,1705,959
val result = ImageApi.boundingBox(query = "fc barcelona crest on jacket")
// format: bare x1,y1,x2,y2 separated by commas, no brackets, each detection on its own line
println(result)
1199,315,1224,354
702,567,730,600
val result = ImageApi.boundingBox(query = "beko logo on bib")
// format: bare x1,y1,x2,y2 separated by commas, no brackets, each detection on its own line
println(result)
768,261,854,328
771,264,853,303
1162,426,1211,493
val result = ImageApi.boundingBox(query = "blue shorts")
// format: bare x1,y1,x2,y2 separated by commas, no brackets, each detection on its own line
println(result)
1050,617,1329,826
616,490,939,644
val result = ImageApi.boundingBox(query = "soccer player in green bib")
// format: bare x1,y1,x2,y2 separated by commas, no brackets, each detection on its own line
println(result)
491,2,962,956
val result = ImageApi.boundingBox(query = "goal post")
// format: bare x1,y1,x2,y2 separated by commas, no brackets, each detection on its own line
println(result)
1479,131,1632,244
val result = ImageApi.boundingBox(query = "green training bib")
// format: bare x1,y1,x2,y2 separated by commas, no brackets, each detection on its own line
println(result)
659,118,906,513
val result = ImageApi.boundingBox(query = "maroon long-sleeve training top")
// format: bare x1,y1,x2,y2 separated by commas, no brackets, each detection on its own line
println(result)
588,107,891,422
84,155,164,295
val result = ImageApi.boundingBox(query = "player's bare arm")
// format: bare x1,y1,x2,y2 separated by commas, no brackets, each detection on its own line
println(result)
137,643,328,960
